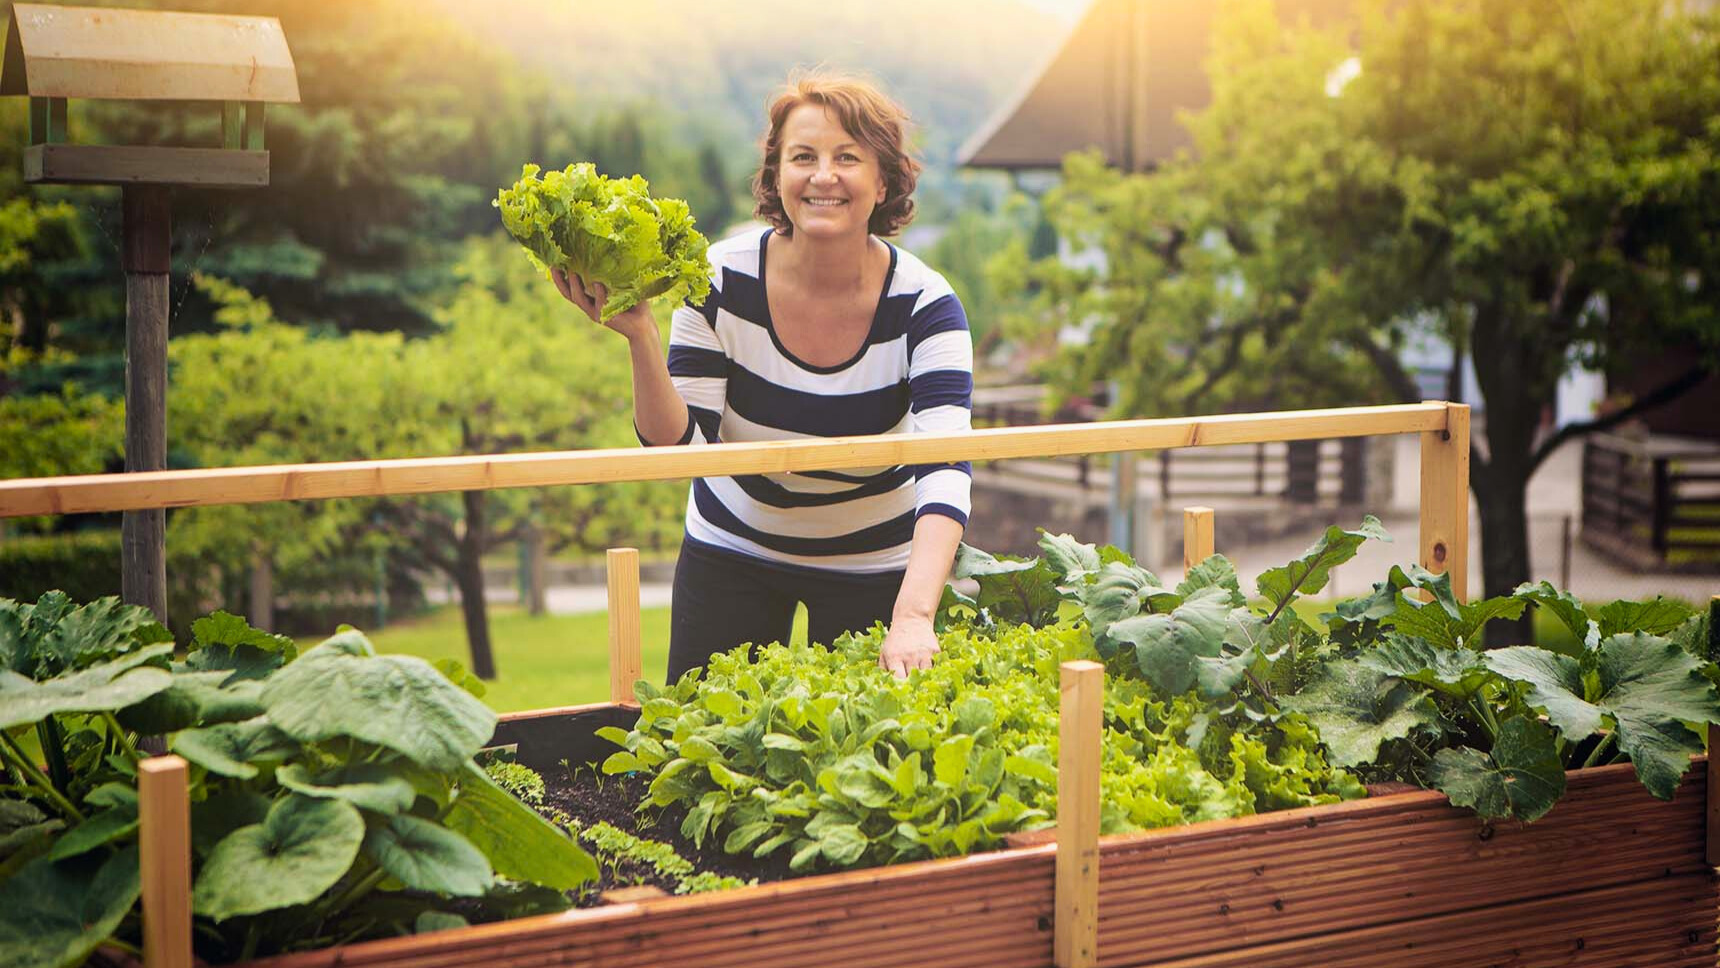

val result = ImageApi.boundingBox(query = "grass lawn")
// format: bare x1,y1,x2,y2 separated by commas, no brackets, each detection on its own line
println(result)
323,603,806,713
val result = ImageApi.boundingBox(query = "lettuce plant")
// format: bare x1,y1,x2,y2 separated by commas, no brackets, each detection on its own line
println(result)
495,162,711,321
601,619,1359,873
0,593,595,968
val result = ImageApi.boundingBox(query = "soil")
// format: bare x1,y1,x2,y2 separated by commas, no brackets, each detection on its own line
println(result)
541,765,801,906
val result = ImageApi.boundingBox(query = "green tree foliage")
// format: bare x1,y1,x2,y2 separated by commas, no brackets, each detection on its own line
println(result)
168,241,685,678
1020,0,1720,635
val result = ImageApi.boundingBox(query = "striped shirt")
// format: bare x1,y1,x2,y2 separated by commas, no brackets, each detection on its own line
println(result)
654,228,974,575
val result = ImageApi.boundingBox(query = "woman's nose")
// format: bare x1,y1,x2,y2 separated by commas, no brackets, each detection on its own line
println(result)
809,166,837,185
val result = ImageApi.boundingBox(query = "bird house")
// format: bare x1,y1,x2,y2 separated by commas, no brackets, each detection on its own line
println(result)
1,2,300,187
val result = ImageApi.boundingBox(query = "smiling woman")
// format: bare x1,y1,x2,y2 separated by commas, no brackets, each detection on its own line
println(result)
550,72,974,687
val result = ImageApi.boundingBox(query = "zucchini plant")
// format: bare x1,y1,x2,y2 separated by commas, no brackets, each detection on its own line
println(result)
0,593,596,968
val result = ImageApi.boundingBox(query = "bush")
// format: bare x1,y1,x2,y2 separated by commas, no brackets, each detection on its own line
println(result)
0,530,122,603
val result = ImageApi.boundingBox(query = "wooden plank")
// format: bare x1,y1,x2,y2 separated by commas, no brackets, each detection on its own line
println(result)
1057,660,1103,968
1182,506,1214,573
0,403,1450,519
1131,874,1716,968
607,548,642,703
22,143,269,187
3,4,300,102
1708,596,1719,868
597,885,667,905
1418,402,1469,602
138,755,193,968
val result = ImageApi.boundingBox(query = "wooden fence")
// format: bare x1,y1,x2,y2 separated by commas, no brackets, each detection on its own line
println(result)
0,402,1479,968
1581,432,1720,570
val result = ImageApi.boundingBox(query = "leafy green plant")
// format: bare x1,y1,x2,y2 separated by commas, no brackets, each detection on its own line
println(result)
601,615,1359,874
0,593,596,968
927,524,1720,826
494,162,711,321
572,820,752,894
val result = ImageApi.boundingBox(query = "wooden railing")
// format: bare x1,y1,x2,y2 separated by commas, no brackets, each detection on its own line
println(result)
1581,432,1720,568
0,401,1471,601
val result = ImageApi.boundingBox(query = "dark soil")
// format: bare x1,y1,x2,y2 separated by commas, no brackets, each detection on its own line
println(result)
542,764,800,906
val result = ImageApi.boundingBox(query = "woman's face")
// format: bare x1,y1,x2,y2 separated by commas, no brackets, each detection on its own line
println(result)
776,103,887,240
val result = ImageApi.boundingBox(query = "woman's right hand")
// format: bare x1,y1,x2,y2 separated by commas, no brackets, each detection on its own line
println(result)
551,269,657,343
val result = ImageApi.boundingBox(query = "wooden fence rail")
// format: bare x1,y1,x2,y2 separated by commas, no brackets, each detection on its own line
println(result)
1581,432,1720,568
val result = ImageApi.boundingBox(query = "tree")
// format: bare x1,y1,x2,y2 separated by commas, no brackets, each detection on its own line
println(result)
1025,0,1720,641
169,238,684,677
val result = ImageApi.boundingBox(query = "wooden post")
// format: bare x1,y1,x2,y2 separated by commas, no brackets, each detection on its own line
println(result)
1183,506,1214,573
1419,402,1470,602
244,101,266,151
1706,596,1719,868
139,755,192,968
122,185,172,622
222,101,243,149
607,548,642,703
1055,660,1102,968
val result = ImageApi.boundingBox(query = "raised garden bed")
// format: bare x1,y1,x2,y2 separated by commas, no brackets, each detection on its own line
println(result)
236,700,1716,968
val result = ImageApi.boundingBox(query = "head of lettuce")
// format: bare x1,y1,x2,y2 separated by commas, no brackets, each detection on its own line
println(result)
495,163,712,322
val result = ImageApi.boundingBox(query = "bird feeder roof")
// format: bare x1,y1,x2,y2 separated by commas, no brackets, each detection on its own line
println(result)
2,3,299,103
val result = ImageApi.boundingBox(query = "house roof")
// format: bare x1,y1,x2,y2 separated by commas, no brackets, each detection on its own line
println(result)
2,3,299,103
958,0,1356,172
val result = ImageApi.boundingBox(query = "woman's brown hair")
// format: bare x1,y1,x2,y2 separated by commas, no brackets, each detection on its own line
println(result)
751,72,922,237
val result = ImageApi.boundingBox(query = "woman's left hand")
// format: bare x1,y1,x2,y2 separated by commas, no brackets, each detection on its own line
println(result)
878,614,940,679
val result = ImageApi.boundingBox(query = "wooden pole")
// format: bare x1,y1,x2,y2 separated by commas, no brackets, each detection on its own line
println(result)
1055,660,1103,968
0,404,1450,519
607,548,642,703
121,185,171,622
1706,596,1719,868
1182,506,1215,573
138,754,192,968
1419,402,1470,602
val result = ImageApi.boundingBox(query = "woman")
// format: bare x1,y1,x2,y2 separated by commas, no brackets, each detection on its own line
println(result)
552,73,972,683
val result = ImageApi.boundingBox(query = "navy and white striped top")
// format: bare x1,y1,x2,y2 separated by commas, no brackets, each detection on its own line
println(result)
654,228,974,575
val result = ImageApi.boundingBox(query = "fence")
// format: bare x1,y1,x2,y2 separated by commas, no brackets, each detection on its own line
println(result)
1581,432,1720,571
0,400,1474,968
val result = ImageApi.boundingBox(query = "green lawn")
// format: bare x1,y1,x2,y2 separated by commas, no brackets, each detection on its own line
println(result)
319,603,805,713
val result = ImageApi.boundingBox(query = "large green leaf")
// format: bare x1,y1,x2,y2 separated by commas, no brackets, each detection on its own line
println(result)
0,845,139,968
2,594,172,677
193,794,364,921
1598,633,1717,798
364,813,493,897
1512,582,1599,652
1108,586,1232,695
1482,647,1602,737
277,762,418,814
1488,634,1718,798
46,806,138,861
1361,635,1494,699
262,639,496,772
117,671,265,734
1429,717,1566,821
186,611,297,683
1036,532,1101,583
0,644,174,729
952,545,1063,628
1081,561,1180,646
1386,566,1526,649
1255,516,1389,610
443,764,596,890
1175,554,1245,608
1280,660,1440,767
171,716,299,779
1595,598,1694,639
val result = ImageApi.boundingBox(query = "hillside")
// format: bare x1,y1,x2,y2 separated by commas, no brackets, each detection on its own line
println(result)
423,0,1085,166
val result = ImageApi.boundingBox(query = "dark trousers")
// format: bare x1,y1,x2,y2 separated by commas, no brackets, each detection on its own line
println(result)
666,538,904,683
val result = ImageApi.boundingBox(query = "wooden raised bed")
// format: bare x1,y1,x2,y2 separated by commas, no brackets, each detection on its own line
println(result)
228,700,1716,968
6,402,1716,966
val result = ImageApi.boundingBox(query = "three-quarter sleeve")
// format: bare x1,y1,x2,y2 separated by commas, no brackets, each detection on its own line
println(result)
904,291,974,526
643,271,728,447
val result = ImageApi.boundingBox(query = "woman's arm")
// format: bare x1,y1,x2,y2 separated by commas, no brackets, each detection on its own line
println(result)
878,513,964,678
551,270,696,446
